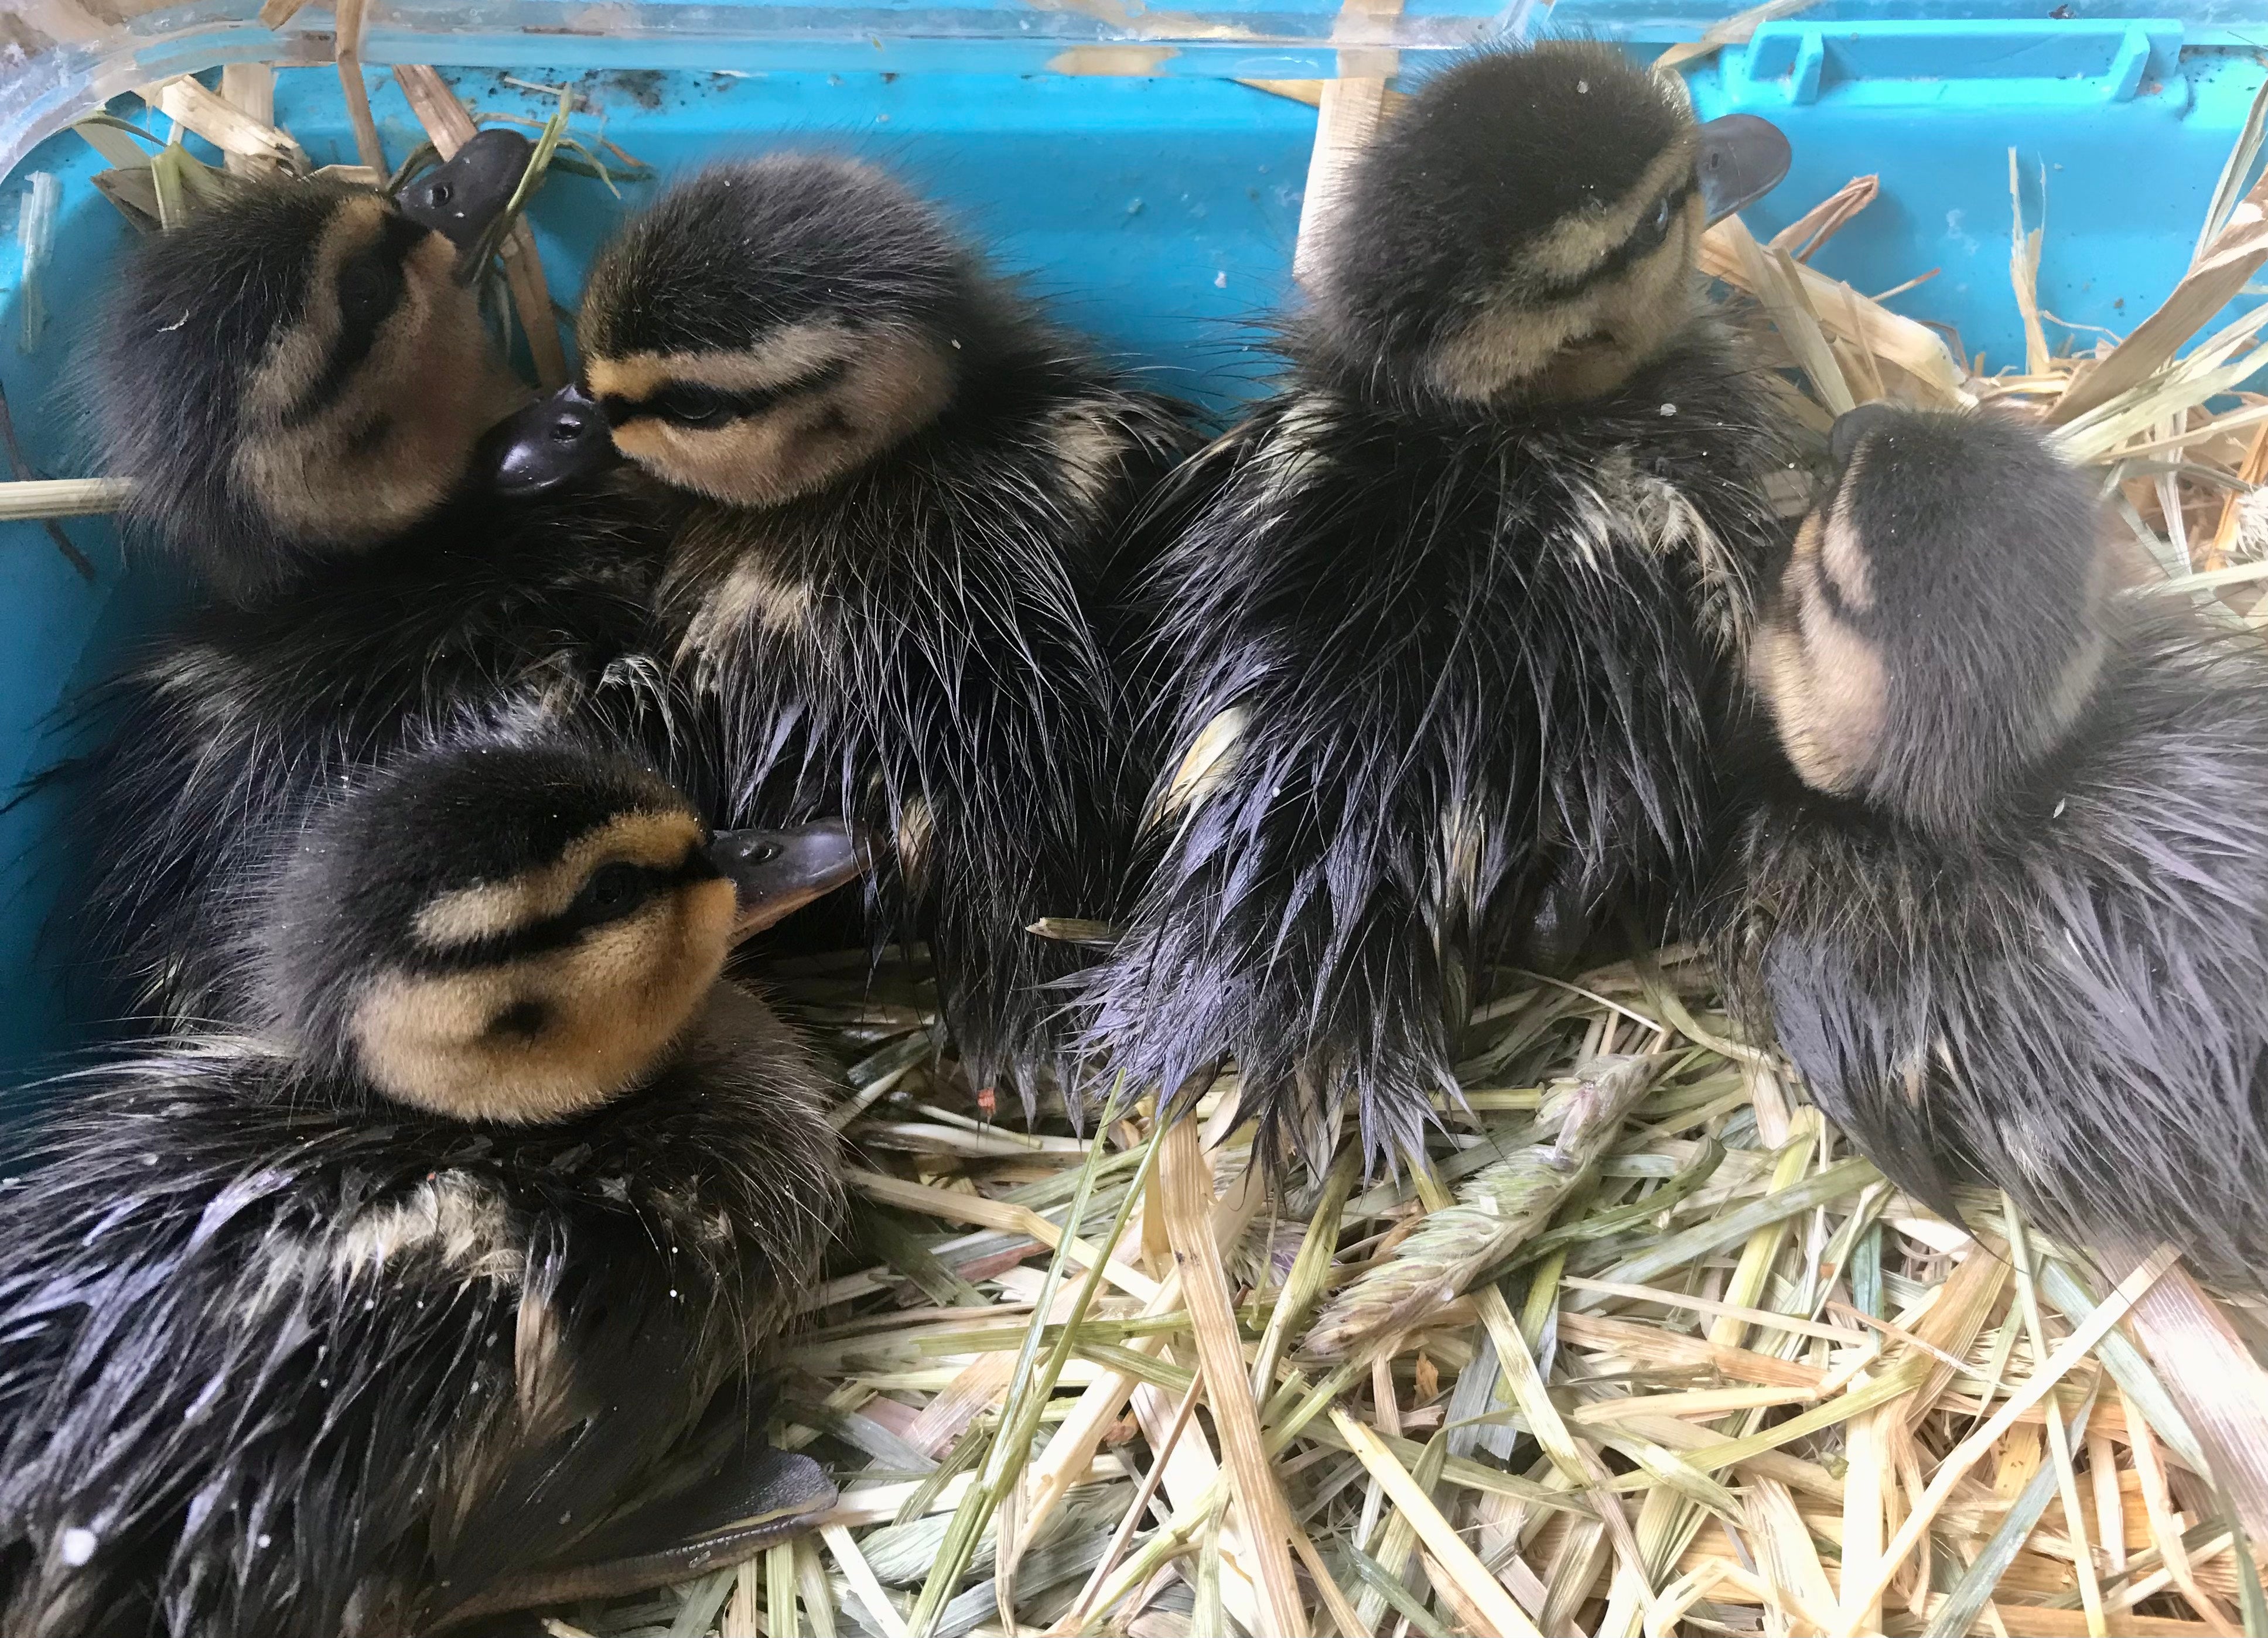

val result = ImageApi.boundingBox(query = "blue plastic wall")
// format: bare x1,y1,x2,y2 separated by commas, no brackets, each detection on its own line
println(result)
0,15,2262,1073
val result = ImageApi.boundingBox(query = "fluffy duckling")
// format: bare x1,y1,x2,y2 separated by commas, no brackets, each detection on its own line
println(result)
0,738,859,1637
1082,43,1795,1168
69,138,661,1026
1726,402,2268,1277
561,155,1196,1103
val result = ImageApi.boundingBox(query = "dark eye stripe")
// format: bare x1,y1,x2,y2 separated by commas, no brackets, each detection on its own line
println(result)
405,850,722,974
1522,183,1695,302
282,213,427,429
1812,555,1852,618
602,357,850,430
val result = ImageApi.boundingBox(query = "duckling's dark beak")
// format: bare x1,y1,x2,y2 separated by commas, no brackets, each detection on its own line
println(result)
1829,402,1901,471
472,384,621,500
708,822,868,939
1695,114,1792,225
392,128,534,282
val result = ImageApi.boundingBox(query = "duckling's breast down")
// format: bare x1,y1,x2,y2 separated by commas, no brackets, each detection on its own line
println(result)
1085,320,1795,1168
0,984,839,1638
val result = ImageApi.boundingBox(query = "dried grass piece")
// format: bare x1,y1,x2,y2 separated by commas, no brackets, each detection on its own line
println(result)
1702,214,1971,403
15,171,58,354
1330,1409,1545,1637
2127,1390,2242,1636
1770,174,1878,262
848,1170,1160,1302
1833,1247,2181,1635
331,0,385,175
1159,1120,1306,1638
2010,150,2051,379
2111,1247,2268,1541
1249,1155,1355,1393
2004,1202,2105,1634
822,1525,910,1638
0,478,133,521
797,1540,837,1638
145,76,300,171
2049,169,2268,426
1744,1474,1839,1633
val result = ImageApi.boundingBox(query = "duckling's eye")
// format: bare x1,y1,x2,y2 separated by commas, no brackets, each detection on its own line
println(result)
571,860,650,926
1630,194,1676,253
657,386,729,428
337,255,401,327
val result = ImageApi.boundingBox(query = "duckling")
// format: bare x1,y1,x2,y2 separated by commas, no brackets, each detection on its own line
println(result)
560,155,1197,1104
65,138,664,1027
96,128,548,601
1724,401,2268,1278
0,737,860,1637
1080,43,1796,1168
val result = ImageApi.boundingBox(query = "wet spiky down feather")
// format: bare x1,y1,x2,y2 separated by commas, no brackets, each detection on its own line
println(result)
579,156,1198,1103
62,174,674,1031
1081,43,1797,1171
0,743,842,1637
1723,408,2268,1282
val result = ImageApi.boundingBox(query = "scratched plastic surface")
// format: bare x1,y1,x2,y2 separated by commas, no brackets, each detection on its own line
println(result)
0,8,2262,1071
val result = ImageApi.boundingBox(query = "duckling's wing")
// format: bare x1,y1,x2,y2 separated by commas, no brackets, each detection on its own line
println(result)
426,1427,833,1630
422,1246,828,1626
1758,929,1975,1230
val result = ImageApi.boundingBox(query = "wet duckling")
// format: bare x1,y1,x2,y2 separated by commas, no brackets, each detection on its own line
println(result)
1725,402,2268,1278
1081,43,1795,1168
67,138,661,1026
0,737,859,1637
563,155,1196,1103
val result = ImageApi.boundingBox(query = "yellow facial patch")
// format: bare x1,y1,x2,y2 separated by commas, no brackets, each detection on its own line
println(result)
352,872,739,1123
1750,514,1888,794
585,319,860,401
234,200,522,545
1514,139,1698,286
1814,447,1887,612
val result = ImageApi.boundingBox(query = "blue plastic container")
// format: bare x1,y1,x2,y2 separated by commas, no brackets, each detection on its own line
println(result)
0,1,2262,1072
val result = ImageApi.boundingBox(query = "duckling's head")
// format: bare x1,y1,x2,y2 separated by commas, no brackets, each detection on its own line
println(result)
94,132,540,602
1750,404,2110,833
1309,42,1787,403
576,155,972,508
258,740,861,1124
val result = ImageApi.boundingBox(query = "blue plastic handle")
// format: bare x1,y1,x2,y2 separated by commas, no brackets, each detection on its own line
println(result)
1726,18,2185,108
